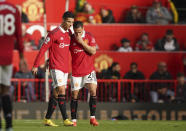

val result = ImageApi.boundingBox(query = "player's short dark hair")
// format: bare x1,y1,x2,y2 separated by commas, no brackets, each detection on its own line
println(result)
130,62,138,67
62,11,74,20
73,21,83,29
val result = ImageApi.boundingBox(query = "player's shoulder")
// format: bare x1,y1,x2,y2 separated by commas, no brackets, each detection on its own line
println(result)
0,1,18,12
0,1,13,6
48,27,60,36
85,31,92,36
85,31,94,38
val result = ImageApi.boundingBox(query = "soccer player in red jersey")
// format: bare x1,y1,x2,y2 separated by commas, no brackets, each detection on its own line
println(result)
32,11,74,126
0,0,25,131
70,21,99,126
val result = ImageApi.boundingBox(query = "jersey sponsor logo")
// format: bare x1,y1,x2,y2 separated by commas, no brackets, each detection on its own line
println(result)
59,43,70,48
74,49,84,54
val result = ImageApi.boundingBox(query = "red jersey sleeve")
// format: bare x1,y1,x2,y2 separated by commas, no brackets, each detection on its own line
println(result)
15,8,24,54
88,33,96,47
33,33,53,67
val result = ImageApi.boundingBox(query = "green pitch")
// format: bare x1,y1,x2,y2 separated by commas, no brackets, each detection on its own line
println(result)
9,120,186,131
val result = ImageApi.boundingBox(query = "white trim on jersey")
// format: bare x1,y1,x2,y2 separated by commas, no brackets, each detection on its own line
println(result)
59,26,68,33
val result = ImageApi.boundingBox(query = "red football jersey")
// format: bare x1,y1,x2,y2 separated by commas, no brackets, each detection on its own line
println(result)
70,31,96,77
0,1,23,65
33,26,71,73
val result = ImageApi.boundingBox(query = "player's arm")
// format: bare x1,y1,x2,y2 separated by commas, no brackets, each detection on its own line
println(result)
15,8,24,61
76,34,96,55
32,34,53,75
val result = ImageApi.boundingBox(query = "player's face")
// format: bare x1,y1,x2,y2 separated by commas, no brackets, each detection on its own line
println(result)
74,27,84,37
63,18,74,30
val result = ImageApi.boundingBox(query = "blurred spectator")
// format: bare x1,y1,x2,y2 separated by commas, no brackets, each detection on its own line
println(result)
173,72,186,103
117,38,133,52
135,33,153,51
150,62,172,80
149,62,173,103
157,86,175,103
123,62,145,103
100,62,121,79
155,29,179,51
14,61,36,102
125,5,144,23
22,24,36,51
99,62,121,102
124,62,145,79
75,2,102,24
146,0,172,24
100,7,115,23
16,5,29,23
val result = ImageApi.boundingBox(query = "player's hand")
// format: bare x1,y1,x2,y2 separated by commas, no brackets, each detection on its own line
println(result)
32,67,38,76
75,33,84,45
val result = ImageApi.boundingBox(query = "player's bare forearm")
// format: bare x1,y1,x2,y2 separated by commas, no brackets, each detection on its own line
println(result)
81,42,96,55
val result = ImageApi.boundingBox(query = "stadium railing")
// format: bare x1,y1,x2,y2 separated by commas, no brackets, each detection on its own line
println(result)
11,79,178,103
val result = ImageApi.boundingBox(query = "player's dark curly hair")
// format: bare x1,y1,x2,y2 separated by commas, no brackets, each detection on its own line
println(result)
62,11,74,20
73,21,83,29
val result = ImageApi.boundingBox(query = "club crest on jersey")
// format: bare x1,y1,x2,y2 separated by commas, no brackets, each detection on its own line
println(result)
91,38,96,43
73,43,76,46
45,37,50,44
60,37,64,40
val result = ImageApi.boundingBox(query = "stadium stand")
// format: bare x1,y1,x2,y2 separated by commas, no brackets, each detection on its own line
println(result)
7,0,186,104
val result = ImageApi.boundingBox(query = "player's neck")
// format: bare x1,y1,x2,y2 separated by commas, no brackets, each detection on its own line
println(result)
60,24,68,31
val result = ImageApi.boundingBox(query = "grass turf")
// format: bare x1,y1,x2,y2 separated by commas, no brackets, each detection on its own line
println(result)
5,120,186,131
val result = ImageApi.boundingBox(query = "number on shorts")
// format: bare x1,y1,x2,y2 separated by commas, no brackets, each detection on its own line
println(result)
0,14,15,36
88,72,97,81
88,73,92,79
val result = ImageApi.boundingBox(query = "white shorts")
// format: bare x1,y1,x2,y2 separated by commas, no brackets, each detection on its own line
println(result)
71,71,97,91
50,69,68,88
0,65,12,86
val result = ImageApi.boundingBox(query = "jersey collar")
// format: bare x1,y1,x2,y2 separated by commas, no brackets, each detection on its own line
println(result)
59,26,68,33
